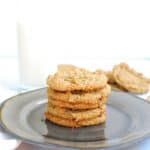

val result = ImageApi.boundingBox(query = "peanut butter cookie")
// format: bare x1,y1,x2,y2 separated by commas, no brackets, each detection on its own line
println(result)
47,84,111,104
46,104,105,121
47,65,108,91
113,63,149,93
45,113,106,128
48,96,107,110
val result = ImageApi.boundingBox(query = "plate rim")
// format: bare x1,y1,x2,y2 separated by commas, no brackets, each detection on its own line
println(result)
0,88,150,149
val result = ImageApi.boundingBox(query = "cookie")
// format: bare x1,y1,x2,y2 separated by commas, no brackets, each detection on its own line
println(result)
100,84,111,97
57,64,78,72
48,96,107,110
45,113,106,128
119,63,150,84
47,84,111,104
47,65,108,91
96,70,116,84
113,63,149,93
79,113,106,127
46,104,105,121
105,71,116,84
47,88,102,104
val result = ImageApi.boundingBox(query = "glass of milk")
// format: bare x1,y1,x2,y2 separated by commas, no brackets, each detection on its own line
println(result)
17,0,150,88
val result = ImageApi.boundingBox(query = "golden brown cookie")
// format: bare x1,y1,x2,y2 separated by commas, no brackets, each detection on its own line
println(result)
46,104,105,121
95,69,116,84
119,63,150,83
112,63,149,93
47,88,102,104
105,71,116,84
79,113,106,127
47,84,111,104
45,112,106,128
48,96,107,110
47,65,108,91
100,84,111,97
57,64,78,72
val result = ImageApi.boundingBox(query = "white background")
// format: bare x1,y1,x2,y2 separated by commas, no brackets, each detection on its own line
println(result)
0,0,150,57
0,0,150,86
0,0,17,56
18,0,150,58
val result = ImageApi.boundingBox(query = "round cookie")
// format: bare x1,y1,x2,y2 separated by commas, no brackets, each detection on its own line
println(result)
95,69,116,84
105,71,116,84
47,65,108,92
113,63,149,94
48,96,107,110
79,113,106,127
45,113,106,128
100,84,111,97
47,85,111,104
46,104,105,121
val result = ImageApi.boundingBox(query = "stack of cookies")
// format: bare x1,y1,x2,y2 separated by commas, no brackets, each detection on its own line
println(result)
45,65,111,127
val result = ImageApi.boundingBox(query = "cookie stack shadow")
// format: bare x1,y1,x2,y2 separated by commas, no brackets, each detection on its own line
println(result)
45,65,111,128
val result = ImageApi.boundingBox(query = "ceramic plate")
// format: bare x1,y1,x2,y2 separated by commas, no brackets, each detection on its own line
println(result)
0,88,150,149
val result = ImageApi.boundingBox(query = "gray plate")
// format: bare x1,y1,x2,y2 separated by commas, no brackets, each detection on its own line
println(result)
0,88,150,149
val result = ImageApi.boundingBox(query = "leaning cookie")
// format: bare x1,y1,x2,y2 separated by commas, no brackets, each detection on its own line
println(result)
112,63,149,93
47,65,108,92
120,63,150,84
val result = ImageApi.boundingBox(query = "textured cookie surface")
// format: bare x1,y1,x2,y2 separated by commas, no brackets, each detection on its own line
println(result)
96,69,116,84
113,63,149,93
45,112,106,128
105,71,116,84
46,104,105,121
47,65,108,91
47,84,111,104
48,96,107,110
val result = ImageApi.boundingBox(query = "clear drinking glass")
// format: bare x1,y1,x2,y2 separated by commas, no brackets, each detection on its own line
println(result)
17,0,150,88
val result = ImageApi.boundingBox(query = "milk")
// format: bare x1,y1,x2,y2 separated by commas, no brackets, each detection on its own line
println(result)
17,0,150,87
